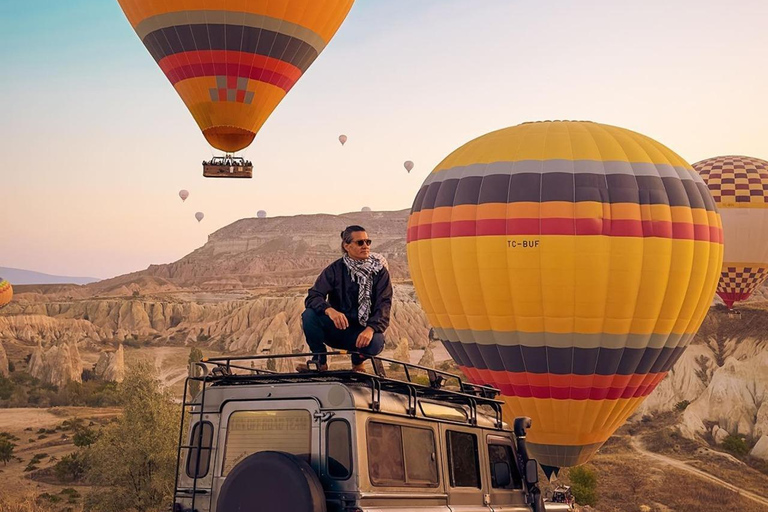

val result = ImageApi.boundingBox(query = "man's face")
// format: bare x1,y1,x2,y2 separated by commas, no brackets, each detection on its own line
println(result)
345,230,371,260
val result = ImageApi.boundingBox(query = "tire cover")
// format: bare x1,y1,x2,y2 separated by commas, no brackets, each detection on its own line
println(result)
217,451,326,512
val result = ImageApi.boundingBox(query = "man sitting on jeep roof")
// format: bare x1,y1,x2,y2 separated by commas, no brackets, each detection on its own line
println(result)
297,225,393,372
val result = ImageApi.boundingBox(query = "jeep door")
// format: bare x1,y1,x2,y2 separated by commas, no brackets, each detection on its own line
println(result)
439,424,492,512
485,434,532,512
212,399,321,512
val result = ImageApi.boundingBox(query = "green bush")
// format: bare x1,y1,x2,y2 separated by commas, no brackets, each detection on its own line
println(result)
53,452,87,482
722,434,750,457
0,438,15,465
569,465,598,506
675,400,691,411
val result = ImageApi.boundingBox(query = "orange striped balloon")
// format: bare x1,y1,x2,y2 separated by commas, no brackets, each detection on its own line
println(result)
117,0,355,152
694,156,768,309
407,121,723,468
0,279,13,309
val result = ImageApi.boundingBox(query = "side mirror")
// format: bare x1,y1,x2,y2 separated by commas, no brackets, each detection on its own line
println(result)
525,459,539,485
493,462,512,488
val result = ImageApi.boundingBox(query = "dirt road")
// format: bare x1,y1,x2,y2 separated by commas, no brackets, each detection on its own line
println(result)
630,436,768,509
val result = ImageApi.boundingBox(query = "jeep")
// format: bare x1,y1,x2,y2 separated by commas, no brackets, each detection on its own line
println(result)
174,352,547,512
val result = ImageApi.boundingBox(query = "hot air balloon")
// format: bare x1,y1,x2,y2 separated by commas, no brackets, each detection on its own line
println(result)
695,156,768,309
179,190,189,202
339,135,348,146
361,206,372,212
117,0,355,178
257,210,268,219
195,212,205,223
404,160,414,173
0,279,12,309
407,121,723,470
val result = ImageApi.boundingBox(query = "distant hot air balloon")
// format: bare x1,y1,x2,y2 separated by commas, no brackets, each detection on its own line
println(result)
407,121,723,470
195,212,205,223
257,210,268,219
117,1,355,154
0,279,13,309
179,190,189,202
361,206,372,212
695,156,768,309
339,135,348,146
404,160,414,173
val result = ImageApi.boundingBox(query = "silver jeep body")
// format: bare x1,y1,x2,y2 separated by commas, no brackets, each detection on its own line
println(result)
174,354,545,512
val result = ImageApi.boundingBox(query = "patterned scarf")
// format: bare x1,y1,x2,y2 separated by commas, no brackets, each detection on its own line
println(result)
343,252,388,326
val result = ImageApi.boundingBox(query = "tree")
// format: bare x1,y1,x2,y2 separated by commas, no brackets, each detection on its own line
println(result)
86,361,180,512
188,347,204,398
722,434,750,457
0,439,14,465
73,427,97,448
569,465,598,506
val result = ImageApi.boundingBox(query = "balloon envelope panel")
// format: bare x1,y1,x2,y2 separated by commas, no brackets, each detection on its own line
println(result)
406,121,723,467
0,279,13,309
118,0,355,152
694,156,768,309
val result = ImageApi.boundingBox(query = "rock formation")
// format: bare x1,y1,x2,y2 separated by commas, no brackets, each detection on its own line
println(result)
393,337,411,364
93,344,125,382
29,339,84,387
418,343,435,367
751,435,768,461
0,342,8,377
680,351,768,440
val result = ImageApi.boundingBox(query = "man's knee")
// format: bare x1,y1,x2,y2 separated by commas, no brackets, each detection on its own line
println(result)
368,333,386,355
302,308,323,328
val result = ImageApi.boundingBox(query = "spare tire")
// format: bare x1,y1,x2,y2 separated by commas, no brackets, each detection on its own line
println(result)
217,451,326,512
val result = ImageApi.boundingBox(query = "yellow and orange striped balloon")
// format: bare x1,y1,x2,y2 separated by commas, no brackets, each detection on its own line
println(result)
0,279,12,309
694,156,768,309
407,121,723,469
117,0,355,152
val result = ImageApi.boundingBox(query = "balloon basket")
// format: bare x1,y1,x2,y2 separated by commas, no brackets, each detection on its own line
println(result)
203,155,253,179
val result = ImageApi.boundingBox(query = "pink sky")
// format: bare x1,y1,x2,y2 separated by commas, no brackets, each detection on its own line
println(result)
2,0,767,279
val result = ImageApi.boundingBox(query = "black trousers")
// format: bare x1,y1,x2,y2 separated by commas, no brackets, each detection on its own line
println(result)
301,309,385,365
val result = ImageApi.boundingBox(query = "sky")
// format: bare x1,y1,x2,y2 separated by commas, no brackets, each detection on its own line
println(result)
1,0,767,279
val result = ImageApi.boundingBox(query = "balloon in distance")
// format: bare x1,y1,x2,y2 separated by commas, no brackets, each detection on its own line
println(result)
257,210,268,219
407,120,723,469
361,206,372,212
694,156,768,309
117,0,356,153
0,279,12,309
179,190,189,202
195,212,205,223
404,160,414,173
339,134,348,146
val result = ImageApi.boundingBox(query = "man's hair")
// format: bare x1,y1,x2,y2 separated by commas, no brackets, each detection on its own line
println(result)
341,225,366,253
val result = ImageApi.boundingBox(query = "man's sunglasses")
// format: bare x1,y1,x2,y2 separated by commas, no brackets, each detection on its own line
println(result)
352,239,372,247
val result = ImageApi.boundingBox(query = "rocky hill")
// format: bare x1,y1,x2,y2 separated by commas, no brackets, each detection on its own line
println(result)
3,209,768,466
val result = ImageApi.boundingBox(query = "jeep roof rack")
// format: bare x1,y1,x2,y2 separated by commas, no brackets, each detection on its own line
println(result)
190,351,504,428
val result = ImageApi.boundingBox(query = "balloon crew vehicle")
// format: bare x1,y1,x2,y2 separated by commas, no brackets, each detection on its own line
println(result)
175,352,547,512
202,155,254,179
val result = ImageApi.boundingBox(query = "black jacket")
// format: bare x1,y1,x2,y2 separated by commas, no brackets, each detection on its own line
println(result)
305,258,393,333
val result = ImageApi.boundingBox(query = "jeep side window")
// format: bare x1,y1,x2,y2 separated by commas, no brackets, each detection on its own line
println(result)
367,421,438,487
446,430,480,488
186,421,213,478
327,420,352,479
488,443,522,489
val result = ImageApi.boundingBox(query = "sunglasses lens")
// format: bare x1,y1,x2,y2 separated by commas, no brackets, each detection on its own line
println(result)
355,239,372,247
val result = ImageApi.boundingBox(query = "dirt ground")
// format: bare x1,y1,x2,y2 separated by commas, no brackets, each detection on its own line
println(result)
0,407,121,501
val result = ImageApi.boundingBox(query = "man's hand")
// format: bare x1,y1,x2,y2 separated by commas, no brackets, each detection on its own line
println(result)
326,308,349,330
356,326,375,348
